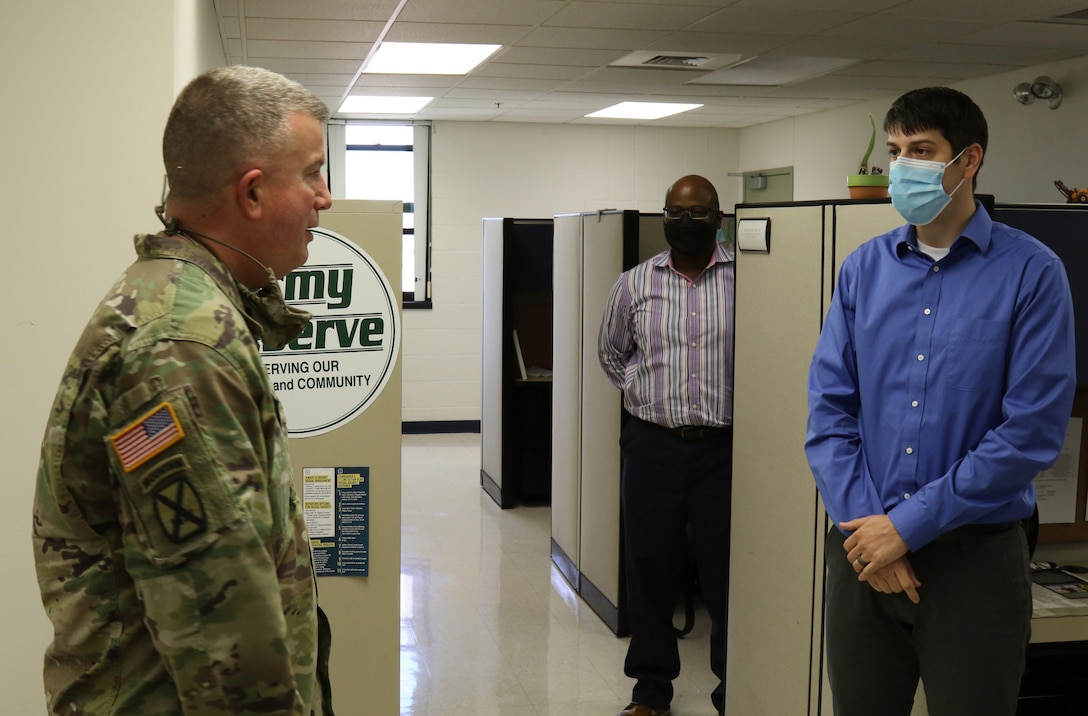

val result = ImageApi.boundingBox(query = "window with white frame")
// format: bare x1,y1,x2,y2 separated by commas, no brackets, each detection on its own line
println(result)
326,121,431,307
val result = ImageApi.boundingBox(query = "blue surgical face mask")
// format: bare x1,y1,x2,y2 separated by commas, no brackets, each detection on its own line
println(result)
888,147,967,226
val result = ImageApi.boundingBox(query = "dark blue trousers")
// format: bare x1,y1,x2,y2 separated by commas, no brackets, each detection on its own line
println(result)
620,417,731,713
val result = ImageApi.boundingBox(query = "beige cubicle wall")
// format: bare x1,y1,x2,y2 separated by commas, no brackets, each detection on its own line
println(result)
551,210,669,634
551,210,629,632
550,213,585,591
286,200,403,716
481,218,506,504
728,200,900,716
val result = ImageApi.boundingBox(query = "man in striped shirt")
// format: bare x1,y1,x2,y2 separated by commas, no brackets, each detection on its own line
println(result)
599,175,735,716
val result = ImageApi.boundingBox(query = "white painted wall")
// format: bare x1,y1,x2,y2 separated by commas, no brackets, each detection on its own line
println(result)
0,1,220,710
405,122,741,422
740,55,1088,204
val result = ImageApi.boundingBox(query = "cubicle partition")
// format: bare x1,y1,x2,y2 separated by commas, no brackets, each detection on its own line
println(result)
481,218,554,508
550,210,667,635
730,199,896,716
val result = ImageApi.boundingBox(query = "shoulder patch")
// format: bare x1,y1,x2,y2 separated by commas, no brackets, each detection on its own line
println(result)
110,402,185,472
154,474,208,543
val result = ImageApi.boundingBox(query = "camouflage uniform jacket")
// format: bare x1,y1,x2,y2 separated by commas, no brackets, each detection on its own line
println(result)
33,232,322,715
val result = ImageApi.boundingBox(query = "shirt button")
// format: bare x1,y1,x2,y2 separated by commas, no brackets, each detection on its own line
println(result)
691,312,697,317
691,342,697,347
691,373,697,378
924,308,931,315
905,447,914,454
904,493,911,499
933,266,940,272
917,354,925,361
911,400,919,408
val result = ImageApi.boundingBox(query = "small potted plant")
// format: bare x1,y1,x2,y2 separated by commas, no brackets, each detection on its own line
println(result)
847,114,889,199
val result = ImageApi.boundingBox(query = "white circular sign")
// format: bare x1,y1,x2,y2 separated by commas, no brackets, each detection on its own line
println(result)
261,227,400,437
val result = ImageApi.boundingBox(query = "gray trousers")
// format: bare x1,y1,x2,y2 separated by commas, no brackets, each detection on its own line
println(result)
824,523,1032,716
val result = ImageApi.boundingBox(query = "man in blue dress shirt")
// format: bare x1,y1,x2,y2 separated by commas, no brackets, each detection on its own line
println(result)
806,87,1076,715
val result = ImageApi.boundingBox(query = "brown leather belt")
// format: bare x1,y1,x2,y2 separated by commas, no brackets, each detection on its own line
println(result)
636,417,732,441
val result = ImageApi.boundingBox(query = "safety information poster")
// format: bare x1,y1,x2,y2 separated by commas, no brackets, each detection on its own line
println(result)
303,466,370,576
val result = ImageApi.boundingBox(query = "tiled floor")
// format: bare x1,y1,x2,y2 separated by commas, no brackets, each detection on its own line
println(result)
400,433,720,716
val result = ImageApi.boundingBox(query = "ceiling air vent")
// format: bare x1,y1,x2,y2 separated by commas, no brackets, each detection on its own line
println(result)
609,51,744,71
642,55,712,68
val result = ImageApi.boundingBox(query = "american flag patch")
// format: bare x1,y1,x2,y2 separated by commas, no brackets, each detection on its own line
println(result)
110,402,185,472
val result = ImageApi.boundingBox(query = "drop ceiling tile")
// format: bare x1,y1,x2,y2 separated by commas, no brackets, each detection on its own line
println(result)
396,0,566,25
517,26,672,50
494,46,625,67
543,1,721,30
383,22,533,44
243,18,384,42
244,40,370,61
686,6,867,35
471,63,590,81
240,0,402,21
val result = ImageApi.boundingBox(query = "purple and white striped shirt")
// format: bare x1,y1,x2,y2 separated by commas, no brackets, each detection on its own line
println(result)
598,242,735,429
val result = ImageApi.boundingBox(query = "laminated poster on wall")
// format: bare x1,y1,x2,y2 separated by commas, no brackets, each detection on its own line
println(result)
260,227,401,438
303,466,370,577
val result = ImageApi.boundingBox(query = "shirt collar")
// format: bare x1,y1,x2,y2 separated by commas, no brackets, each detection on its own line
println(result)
895,199,993,257
652,241,735,269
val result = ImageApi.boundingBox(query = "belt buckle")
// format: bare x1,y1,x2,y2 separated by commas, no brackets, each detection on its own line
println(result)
678,426,701,440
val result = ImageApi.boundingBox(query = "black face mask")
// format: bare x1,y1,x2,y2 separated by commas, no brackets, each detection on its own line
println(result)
664,216,717,256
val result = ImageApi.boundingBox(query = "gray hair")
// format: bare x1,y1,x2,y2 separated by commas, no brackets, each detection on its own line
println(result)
163,65,330,200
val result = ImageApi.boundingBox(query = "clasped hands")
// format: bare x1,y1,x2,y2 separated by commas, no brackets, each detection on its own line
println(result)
841,514,921,604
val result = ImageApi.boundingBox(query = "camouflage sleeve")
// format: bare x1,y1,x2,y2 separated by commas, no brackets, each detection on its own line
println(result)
105,338,314,715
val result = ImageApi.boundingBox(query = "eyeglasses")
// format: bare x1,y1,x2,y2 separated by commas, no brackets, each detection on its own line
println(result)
663,206,716,221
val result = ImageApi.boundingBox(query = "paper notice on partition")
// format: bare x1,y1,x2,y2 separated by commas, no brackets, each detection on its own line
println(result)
303,466,370,576
1033,417,1082,524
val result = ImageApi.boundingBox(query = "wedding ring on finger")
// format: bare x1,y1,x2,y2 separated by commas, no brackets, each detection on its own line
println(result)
856,556,869,568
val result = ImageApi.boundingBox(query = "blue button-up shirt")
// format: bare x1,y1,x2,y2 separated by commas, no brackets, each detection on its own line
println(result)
805,203,1076,550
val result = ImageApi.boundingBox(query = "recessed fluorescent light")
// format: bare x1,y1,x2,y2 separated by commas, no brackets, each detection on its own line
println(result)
363,42,501,75
585,102,703,120
338,96,434,114
690,56,857,86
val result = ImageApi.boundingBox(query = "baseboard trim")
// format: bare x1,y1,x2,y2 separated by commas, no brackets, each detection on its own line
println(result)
550,538,580,591
581,572,629,637
402,420,481,434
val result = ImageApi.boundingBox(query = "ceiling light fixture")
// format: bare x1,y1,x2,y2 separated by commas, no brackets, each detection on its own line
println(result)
1013,76,1063,109
585,102,703,120
362,42,501,75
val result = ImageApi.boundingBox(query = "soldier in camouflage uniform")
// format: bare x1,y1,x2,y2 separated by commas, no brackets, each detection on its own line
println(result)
32,66,334,715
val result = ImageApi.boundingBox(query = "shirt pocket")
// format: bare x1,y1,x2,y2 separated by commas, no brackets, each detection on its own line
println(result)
947,319,1009,392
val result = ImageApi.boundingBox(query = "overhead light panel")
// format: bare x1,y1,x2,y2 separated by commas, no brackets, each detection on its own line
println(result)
338,96,434,114
363,42,501,75
690,56,858,86
585,102,703,120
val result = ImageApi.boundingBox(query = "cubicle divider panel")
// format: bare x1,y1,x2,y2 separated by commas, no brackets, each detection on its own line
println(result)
729,204,828,716
830,202,902,279
578,211,628,634
287,201,403,716
551,213,585,588
481,218,506,505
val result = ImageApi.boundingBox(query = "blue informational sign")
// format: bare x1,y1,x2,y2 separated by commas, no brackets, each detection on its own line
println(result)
303,466,370,576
